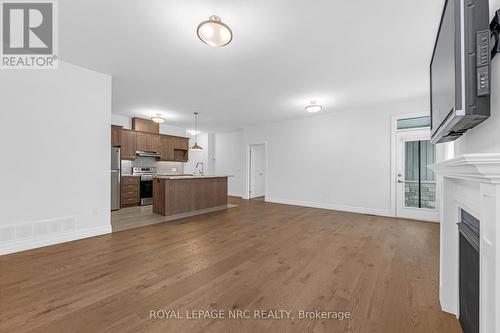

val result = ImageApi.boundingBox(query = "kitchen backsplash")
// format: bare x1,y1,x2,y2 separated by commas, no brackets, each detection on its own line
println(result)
121,157,184,175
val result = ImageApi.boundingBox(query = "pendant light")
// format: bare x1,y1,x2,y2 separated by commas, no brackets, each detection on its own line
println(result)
190,112,203,151
197,15,233,47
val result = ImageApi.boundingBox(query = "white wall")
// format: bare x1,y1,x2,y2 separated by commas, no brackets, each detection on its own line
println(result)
0,62,112,255
455,0,500,155
214,130,244,197
240,99,428,215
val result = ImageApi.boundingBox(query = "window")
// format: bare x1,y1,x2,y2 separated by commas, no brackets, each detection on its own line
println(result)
397,116,431,130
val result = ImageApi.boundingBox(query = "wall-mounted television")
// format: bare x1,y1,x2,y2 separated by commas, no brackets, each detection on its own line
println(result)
430,0,491,143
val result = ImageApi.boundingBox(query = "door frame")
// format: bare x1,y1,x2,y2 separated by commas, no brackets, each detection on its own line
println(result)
245,142,268,200
390,112,440,222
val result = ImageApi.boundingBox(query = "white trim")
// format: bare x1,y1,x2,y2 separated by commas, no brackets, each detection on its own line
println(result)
266,197,393,217
245,141,269,200
0,225,112,256
430,153,500,184
228,192,243,198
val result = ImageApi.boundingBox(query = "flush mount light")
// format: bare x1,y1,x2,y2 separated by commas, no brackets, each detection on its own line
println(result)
305,101,323,113
151,113,166,123
190,112,203,151
197,15,233,47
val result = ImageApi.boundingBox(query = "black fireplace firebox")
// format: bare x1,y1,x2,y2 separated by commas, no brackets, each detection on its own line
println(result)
457,210,480,333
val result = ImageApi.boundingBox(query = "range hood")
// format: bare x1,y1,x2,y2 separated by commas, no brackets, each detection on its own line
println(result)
136,150,161,157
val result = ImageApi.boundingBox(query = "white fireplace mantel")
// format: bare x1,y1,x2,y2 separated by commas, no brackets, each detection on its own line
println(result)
430,153,500,184
430,153,500,333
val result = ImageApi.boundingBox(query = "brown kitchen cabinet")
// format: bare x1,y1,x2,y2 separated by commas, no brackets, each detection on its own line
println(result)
136,132,161,152
132,117,159,134
117,127,188,162
172,136,189,162
111,125,122,146
173,136,189,150
160,135,174,161
121,176,140,207
120,129,137,160
174,149,188,162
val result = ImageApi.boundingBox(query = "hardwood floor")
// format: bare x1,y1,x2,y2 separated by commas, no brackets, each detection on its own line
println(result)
0,198,461,333
111,204,237,232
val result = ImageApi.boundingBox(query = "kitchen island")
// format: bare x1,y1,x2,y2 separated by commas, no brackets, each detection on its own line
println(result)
152,175,229,216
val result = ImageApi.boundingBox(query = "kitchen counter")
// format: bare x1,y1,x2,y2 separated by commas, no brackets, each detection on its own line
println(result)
154,174,232,180
153,176,229,216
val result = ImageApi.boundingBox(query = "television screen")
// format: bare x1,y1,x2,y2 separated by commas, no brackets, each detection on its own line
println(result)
430,0,457,136
430,0,490,143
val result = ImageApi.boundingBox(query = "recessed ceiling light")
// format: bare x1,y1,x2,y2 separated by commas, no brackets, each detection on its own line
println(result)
151,113,166,123
305,101,323,113
197,15,233,47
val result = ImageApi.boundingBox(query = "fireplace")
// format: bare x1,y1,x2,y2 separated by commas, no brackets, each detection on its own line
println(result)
430,154,500,333
458,210,479,333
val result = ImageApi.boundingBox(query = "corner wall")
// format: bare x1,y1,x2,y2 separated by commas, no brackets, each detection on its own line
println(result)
0,62,112,255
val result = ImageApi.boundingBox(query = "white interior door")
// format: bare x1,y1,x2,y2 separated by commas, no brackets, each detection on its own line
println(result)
250,144,265,198
396,128,439,222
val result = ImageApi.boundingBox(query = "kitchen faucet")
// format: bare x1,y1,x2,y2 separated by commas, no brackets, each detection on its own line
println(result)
195,162,204,176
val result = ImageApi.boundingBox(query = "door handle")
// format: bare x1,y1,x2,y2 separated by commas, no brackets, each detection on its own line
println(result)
397,180,406,184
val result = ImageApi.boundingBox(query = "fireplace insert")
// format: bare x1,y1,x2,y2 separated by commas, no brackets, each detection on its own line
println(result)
458,210,480,333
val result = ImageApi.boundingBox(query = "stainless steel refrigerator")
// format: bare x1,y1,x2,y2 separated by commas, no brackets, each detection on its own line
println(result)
111,147,121,210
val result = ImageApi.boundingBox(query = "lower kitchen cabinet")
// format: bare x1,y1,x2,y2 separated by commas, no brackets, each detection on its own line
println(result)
121,176,140,207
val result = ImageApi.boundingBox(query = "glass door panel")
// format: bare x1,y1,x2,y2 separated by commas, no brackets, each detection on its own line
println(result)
404,140,436,209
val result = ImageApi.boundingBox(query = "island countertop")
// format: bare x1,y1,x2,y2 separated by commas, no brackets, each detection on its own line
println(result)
153,176,229,216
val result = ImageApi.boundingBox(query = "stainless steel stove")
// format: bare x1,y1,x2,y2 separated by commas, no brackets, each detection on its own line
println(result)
132,167,157,205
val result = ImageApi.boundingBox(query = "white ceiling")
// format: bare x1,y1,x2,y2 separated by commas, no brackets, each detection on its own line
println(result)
60,0,444,133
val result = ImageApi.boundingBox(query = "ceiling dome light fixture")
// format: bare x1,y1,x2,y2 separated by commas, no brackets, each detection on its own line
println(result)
190,112,203,151
305,101,323,113
151,113,166,123
197,15,233,47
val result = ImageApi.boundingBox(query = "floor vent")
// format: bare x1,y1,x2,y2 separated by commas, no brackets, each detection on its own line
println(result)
0,216,77,243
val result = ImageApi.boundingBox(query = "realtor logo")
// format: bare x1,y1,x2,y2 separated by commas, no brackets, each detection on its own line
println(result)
1,0,58,69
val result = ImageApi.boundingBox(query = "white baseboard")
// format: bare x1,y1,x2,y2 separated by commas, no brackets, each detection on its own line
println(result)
228,192,243,198
0,225,112,256
265,197,393,217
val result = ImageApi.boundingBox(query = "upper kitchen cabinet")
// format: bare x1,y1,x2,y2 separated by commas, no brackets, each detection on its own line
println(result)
136,132,161,152
111,125,122,147
121,129,137,160
132,117,159,134
173,136,189,150
172,136,189,162
160,135,174,161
